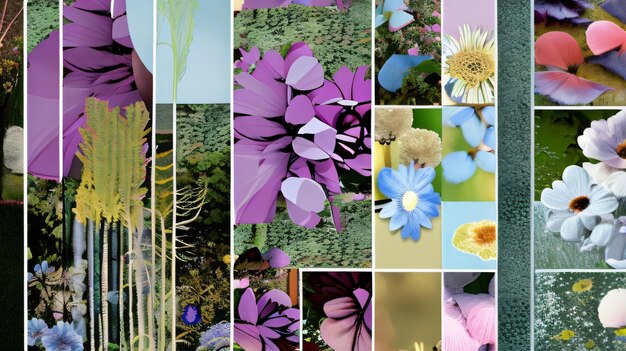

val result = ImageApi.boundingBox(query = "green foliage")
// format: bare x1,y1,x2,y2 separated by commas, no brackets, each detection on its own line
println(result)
234,0,371,77
27,0,58,52
235,200,372,268
74,98,150,229
375,0,441,105
534,110,614,200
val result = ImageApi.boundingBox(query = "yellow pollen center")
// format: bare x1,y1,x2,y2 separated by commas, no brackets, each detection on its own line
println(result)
402,191,419,211
617,141,626,159
471,223,497,245
447,49,495,88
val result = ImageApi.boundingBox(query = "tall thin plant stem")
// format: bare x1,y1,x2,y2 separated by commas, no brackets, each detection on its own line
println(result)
88,219,95,351
0,7,23,46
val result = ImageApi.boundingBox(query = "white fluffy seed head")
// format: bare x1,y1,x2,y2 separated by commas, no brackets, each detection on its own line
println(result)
375,108,413,141
3,126,23,174
398,128,442,168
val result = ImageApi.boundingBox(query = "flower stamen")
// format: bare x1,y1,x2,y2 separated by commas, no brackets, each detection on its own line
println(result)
471,222,497,245
617,141,626,159
569,196,590,213
447,49,495,88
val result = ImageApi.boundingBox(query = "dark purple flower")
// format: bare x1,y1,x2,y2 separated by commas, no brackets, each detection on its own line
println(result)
304,272,372,351
182,304,203,326
321,288,372,351
534,0,593,23
234,288,299,351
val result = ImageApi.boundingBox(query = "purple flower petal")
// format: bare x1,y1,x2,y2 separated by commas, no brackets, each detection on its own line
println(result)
285,56,324,91
239,288,259,325
534,71,613,105
261,247,291,268
285,95,315,125
234,324,263,351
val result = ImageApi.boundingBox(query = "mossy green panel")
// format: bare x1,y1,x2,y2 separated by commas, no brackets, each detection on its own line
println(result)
28,0,59,52
499,0,531,350
234,0,371,76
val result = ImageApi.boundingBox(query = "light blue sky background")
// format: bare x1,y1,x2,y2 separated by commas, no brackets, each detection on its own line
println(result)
442,201,497,269
156,0,230,104
127,0,154,73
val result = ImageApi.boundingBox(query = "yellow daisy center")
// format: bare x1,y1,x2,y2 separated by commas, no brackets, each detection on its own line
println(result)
471,222,497,245
617,141,626,159
402,191,419,211
447,49,494,88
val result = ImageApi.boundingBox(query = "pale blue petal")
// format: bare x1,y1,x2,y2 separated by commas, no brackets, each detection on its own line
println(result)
412,167,436,192
484,126,496,150
442,151,476,184
415,210,432,229
460,114,486,147
448,107,476,126
482,106,496,125
401,215,421,241
389,211,408,231
379,200,398,219
475,151,496,173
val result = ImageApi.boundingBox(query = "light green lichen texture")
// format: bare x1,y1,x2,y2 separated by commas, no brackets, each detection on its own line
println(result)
234,0,372,77
27,0,59,53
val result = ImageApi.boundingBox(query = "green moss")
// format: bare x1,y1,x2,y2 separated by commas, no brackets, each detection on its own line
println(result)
234,0,371,77
235,200,372,268
27,0,59,53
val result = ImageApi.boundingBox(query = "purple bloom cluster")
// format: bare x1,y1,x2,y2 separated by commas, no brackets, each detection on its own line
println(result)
234,288,299,351
234,42,371,230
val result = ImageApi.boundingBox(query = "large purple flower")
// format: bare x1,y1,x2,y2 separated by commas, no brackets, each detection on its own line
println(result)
28,0,151,180
234,42,371,230
234,288,300,351
63,0,150,177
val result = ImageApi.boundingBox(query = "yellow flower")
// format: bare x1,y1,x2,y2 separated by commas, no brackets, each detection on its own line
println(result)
452,220,497,260
552,330,575,341
572,279,593,293
615,328,626,337
223,254,231,264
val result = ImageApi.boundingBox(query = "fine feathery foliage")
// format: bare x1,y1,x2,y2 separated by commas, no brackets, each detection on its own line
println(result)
73,98,150,229
157,0,199,100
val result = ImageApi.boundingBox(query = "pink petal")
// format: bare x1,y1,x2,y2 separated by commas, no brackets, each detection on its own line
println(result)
586,20,626,55
285,56,324,91
535,31,583,70
535,71,612,105
466,301,496,345
443,313,483,351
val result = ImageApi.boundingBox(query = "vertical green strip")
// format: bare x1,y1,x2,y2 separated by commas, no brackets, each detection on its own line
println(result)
498,0,531,350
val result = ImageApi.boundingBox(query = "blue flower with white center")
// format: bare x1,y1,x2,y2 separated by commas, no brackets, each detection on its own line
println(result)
41,321,83,351
27,318,50,346
377,162,441,241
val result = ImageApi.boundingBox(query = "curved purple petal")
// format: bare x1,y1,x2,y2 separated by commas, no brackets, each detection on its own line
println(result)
535,71,613,105
239,288,259,325
261,247,291,268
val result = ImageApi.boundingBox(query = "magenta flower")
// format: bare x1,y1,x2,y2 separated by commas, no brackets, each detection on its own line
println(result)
234,288,299,351
234,42,371,230
534,31,612,105
235,47,261,72
408,44,420,56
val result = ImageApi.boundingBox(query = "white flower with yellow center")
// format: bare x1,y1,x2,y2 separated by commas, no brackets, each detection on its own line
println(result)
443,25,496,104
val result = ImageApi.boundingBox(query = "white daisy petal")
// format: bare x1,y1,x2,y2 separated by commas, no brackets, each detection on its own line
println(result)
560,215,584,241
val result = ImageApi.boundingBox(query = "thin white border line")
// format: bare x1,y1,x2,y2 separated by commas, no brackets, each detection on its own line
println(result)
23,0,28,349
151,0,159,348
535,269,626,273
370,0,376,348
534,105,626,110
230,1,235,349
